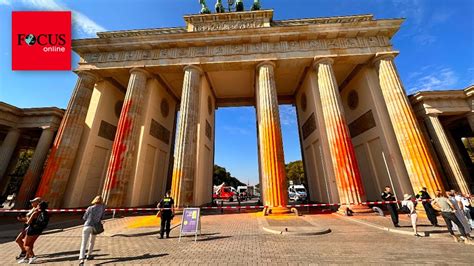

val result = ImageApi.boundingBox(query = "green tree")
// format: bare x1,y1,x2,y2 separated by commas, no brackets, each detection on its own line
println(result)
285,160,305,185
213,164,245,188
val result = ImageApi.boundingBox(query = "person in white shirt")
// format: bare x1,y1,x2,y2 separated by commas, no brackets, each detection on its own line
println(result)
401,194,421,237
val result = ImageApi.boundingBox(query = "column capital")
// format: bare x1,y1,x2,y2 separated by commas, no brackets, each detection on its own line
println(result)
183,65,203,76
129,67,151,78
372,51,399,67
312,57,335,69
75,71,100,83
256,60,276,70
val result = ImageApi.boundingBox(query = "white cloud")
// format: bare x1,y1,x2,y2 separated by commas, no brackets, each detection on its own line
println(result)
4,0,105,37
407,66,459,93
0,0,12,6
392,0,454,47
279,105,297,127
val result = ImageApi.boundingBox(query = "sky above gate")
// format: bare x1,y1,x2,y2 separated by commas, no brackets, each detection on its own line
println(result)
0,0,473,185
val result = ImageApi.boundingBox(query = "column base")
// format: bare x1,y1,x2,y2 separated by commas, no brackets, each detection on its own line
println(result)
265,206,291,215
337,204,373,215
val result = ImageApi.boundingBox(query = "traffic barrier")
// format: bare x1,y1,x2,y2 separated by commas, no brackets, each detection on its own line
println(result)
0,199,432,213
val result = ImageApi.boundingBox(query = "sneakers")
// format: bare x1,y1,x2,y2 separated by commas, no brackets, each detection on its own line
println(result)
414,233,422,237
15,253,26,260
18,256,37,264
17,258,28,264
452,235,461,242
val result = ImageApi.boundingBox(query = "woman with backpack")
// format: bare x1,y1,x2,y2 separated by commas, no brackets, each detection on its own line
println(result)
79,196,106,264
18,201,49,264
401,194,421,237
15,197,41,261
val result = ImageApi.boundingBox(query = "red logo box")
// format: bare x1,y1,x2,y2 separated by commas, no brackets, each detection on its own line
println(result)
12,11,71,71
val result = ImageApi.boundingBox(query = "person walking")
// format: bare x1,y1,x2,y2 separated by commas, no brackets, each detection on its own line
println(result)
432,191,472,244
18,201,49,264
79,196,106,264
381,186,399,227
401,194,421,237
415,187,439,226
157,190,174,239
15,197,41,261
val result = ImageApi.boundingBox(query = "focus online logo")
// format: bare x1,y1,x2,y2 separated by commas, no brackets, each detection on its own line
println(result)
12,11,71,70
17,33,67,52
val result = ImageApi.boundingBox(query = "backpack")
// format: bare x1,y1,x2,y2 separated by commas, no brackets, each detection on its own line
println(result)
400,205,410,214
35,211,49,231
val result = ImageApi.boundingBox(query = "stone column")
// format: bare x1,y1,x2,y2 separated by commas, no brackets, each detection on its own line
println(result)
313,58,370,213
102,68,150,207
373,53,444,196
255,61,289,214
424,114,470,193
16,127,55,208
35,71,98,208
0,128,21,182
170,65,202,207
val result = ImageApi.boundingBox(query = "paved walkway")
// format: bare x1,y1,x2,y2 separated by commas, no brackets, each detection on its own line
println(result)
1,211,473,265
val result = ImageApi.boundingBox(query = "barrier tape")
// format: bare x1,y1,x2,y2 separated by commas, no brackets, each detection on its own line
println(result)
0,199,432,213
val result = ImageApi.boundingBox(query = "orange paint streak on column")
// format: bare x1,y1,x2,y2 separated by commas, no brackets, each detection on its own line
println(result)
35,71,98,208
256,61,289,214
102,68,150,207
170,65,202,207
374,53,444,196
313,58,370,213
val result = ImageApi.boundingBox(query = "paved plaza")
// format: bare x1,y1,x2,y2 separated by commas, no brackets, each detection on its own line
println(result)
1,210,473,265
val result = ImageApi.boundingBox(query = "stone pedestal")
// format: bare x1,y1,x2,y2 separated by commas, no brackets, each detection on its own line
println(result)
424,114,470,193
313,58,370,213
16,127,55,208
102,68,150,207
373,53,444,196
36,71,98,208
255,61,289,214
0,128,21,182
170,65,202,207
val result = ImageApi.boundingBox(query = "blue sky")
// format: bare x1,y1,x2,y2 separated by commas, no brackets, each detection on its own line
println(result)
0,0,473,185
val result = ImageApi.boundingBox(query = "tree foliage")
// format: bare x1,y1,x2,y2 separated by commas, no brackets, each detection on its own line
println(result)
285,160,305,185
213,165,245,188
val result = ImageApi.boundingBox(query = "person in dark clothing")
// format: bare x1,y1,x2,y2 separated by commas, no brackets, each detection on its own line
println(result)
415,187,439,226
381,186,400,227
157,190,174,239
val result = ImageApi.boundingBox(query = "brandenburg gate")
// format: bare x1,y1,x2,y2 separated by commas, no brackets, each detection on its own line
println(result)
33,9,472,213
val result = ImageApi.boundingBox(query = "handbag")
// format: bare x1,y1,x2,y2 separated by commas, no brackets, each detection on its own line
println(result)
92,222,104,235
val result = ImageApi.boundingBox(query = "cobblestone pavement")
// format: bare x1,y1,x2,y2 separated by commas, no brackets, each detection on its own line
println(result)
1,211,473,265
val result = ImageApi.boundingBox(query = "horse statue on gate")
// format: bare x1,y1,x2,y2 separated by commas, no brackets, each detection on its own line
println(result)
215,0,225,13
199,0,211,14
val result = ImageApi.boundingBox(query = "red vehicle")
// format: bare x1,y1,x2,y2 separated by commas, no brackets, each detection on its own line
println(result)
213,183,236,202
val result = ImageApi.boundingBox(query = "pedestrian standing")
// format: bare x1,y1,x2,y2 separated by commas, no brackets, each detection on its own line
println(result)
432,191,472,244
79,196,106,264
18,201,49,264
157,190,174,239
381,186,400,227
401,194,421,237
463,193,473,228
415,187,439,226
450,190,472,235
15,197,41,261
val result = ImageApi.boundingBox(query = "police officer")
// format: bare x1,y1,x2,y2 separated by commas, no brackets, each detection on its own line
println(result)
381,186,400,227
158,190,174,239
415,187,439,226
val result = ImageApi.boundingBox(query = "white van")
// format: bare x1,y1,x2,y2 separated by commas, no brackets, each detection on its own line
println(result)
288,185,307,202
